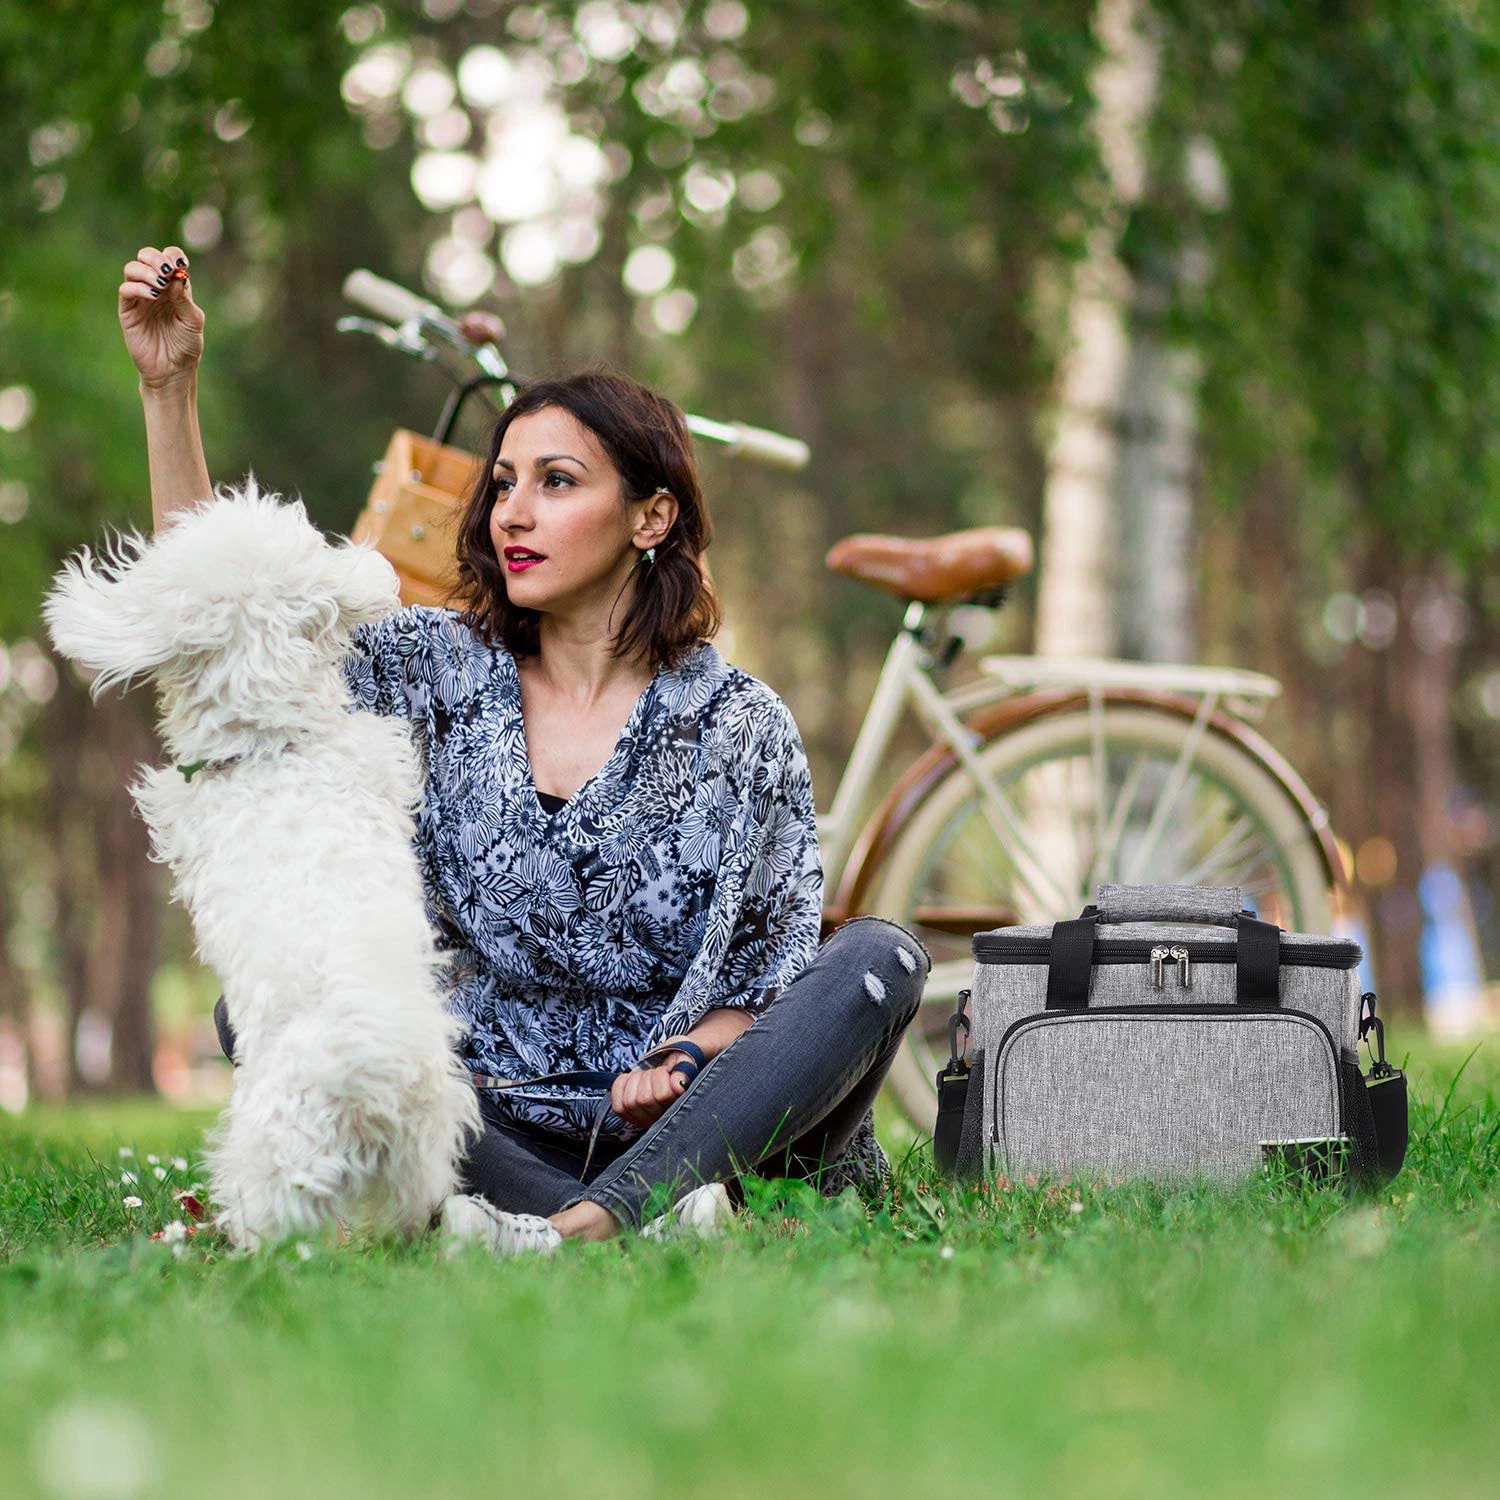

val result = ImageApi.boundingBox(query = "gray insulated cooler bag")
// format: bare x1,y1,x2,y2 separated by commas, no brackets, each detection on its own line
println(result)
936,884,1407,1188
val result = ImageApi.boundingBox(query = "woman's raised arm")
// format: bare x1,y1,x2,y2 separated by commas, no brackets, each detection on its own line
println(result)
118,244,212,533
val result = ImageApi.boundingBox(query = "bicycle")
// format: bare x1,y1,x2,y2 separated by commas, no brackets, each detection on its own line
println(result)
338,271,1344,1134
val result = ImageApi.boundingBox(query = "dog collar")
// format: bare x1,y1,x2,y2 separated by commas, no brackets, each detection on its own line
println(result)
177,756,245,783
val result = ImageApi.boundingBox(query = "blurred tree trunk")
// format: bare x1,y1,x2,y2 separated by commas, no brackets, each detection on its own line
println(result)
769,273,847,782
1227,464,1323,774
37,656,163,1096
1403,562,1486,1033
1116,318,1199,663
0,839,38,1101
39,659,95,1096
1360,560,1426,1022
1035,0,1159,658
90,690,162,1094
597,185,636,372
1353,541,1485,1025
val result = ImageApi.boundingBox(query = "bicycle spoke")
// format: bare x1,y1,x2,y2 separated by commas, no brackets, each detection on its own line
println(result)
914,807,1043,931
1172,815,1263,887
974,791,1073,916
1143,770,1209,881
1221,855,1280,893
1067,754,1091,906
1089,686,1108,872
1122,694,1218,882
1237,873,1283,912
1089,751,1149,890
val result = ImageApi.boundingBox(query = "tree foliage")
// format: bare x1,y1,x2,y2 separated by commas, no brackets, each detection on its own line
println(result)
1152,0,1500,560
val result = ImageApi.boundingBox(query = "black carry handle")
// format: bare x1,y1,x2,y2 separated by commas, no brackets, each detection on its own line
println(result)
1045,904,1282,1009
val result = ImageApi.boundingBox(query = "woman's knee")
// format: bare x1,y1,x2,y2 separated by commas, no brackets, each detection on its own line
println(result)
826,916,931,973
823,918,929,1024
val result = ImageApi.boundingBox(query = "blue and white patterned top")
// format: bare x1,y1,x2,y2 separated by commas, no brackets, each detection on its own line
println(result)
340,605,823,1141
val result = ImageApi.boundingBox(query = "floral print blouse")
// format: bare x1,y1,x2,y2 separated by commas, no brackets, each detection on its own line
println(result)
340,605,824,1141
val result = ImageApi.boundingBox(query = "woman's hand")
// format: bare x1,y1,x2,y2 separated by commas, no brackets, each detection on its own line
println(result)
610,1053,691,1128
119,244,205,391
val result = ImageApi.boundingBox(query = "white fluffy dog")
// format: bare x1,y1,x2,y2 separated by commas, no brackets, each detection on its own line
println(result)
43,480,480,1249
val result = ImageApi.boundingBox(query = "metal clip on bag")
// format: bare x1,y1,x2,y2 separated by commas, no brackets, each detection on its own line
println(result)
940,883,1407,1189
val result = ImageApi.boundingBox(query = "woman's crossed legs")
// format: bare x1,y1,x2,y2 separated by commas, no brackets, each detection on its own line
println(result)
457,916,931,1234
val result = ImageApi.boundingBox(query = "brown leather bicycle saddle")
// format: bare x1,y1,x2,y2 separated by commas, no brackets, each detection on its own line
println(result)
824,526,1034,604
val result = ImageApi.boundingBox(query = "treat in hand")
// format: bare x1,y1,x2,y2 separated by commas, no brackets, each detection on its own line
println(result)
118,243,206,390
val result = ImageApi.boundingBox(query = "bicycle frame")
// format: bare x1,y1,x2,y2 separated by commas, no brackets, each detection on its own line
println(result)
818,603,974,888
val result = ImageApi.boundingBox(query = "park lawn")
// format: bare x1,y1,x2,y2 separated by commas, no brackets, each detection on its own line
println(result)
2,1042,1497,1500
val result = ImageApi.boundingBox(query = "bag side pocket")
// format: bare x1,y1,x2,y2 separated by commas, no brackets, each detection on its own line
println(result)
952,1046,987,1181
1338,1046,1381,1191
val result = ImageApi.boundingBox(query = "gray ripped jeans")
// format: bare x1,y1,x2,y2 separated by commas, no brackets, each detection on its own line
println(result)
456,916,931,1228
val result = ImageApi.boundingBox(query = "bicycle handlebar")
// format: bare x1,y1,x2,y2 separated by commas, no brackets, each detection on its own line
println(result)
341,267,810,471
682,416,810,471
343,269,452,334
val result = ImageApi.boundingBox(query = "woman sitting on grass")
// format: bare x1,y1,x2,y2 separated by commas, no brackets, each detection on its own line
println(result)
118,242,931,1256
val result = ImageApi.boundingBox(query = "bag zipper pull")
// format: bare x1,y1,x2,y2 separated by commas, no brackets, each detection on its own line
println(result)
1171,945,1192,989
1151,945,1192,989
1151,946,1168,989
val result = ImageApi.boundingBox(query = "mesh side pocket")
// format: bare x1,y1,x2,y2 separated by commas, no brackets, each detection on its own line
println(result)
1338,1048,1380,1191
953,1047,987,1182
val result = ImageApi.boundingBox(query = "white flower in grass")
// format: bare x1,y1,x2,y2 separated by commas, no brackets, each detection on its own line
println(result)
294,1242,314,1261
119,1172,138,1186
939,1245,955,1260
160,1220,187,1244
172,1157,187,1172
146,1154,160,1165
152,1167,167,1181
1069,1200,1084,1215
122,1195,143,1209
117,1146,135,1160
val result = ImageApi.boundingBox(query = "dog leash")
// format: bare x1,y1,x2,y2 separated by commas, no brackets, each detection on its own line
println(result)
471,1039,708,1177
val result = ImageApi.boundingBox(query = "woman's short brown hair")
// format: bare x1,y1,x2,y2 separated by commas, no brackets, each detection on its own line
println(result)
452,368,722,671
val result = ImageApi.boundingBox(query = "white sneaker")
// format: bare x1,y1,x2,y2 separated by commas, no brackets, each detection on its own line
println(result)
437,1194,563,1259
641,1182,734,1241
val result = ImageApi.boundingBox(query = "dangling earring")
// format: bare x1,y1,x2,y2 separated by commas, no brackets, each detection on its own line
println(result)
643,487,668,566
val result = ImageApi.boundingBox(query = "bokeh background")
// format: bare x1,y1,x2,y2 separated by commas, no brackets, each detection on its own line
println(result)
2,0,1498,1109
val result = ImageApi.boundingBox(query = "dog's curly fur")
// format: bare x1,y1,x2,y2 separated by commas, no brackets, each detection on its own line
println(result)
43,479,481,1249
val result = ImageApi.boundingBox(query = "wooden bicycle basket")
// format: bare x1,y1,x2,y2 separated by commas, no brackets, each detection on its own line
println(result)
350,428,483,608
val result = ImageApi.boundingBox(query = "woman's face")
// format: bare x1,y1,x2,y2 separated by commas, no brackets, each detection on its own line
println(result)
488,406,644,615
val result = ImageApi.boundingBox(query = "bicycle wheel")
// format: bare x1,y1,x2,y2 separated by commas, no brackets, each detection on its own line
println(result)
869,700,1336,1132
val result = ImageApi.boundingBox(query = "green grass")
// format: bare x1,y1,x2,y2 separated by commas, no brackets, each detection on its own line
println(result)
3,1041,1498,1500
